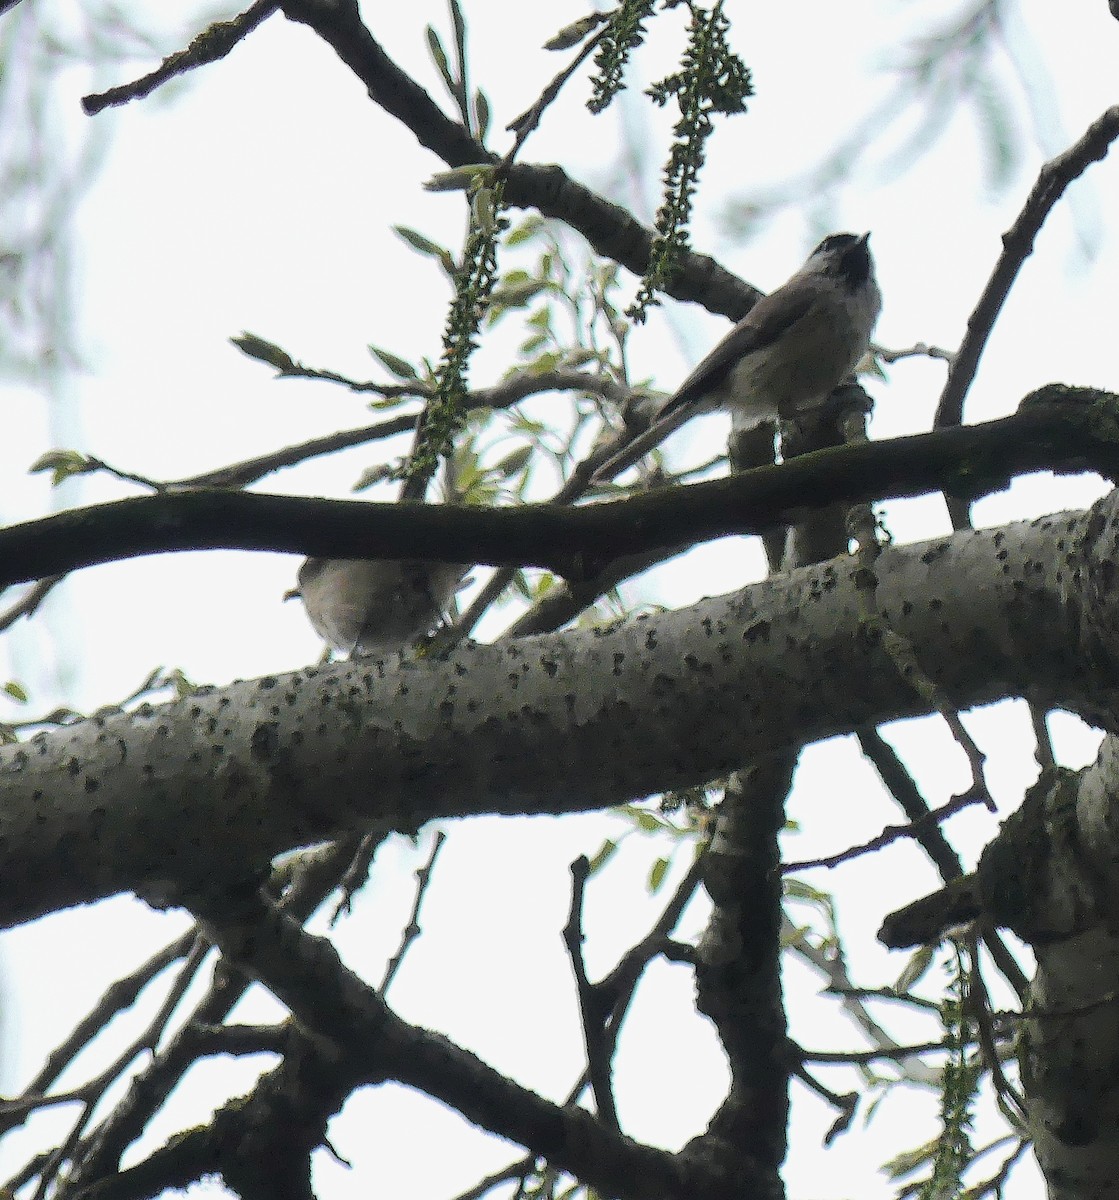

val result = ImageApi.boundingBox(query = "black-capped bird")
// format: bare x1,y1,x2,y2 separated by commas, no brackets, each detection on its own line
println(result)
593,232,881,482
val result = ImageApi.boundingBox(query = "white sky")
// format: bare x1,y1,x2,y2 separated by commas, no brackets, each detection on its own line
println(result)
2,1,1118,1197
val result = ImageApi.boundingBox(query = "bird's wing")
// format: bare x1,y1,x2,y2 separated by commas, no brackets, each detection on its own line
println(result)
589,281,815,485
657,283,814,419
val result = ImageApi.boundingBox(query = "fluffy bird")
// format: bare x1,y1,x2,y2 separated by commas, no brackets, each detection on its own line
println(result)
297,557,468,658
593,232,881,482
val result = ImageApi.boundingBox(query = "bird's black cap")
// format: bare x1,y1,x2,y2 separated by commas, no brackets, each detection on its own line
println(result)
811,232,873,290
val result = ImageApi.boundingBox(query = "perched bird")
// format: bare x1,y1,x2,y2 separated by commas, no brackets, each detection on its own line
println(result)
297,557,468,658
592,232,881,482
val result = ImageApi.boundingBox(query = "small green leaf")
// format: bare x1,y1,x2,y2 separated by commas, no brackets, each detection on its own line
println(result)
505,215,545,246
624,807,663,833
29,449,93,486
544,13,607,52
352,462,397,492
563,348,602,369
368,344,418,380
423,164,493,192
394,225,449,261
881,1139,937,1181
230,332,295,372
783,877,829,903
489,279,545,308
449,0,467,64
3,681,28,703
425,25,456,97
894,943,936,994
586,838,618,875
647,855,669,893
474,88,491,141
526,351,562,375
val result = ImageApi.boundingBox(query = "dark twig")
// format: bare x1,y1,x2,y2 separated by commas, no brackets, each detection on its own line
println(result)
501,26,608,167
935,105,1119,431
380,830,446,996
82,2,280,114
964,932,1027,1128
448,1153,538,1200
330,829,389,924
857,728,1030,1002
2,930,195,1126
858,728,964,879
453,848,706,1200
792,1063,858,1143
782,788,988,873
797,1037,958,1065
0,575,63,634
180,370,626,491
562,855,619,1131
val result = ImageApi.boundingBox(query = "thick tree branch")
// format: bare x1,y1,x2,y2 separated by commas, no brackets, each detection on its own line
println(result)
694,760,793,1179
1,388,1117,589
4,489,1119,931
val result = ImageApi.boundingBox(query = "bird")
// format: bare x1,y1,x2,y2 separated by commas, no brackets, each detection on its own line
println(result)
592,232,881,482
296,557,469,658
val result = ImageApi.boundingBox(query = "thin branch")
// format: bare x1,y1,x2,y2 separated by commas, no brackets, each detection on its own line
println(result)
848,504,996,812
858,727,964,875
501,25,608,167
935,105,1119,429
169,370,626,491
0,575,63,633
380,830,446,995
858,729,1029,1002
81,2,280,115
782,788,987,873
447,1153,538,1200
448,847,706,1200
331,828,395,924
796,1037,961,1065
965,931,1028,1129
792,1063,858,1141
876,341,955,366
562,855,619,1131
3,930,195,1121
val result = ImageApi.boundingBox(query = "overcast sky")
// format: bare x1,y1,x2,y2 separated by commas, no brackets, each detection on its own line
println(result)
3,2,1119,1196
